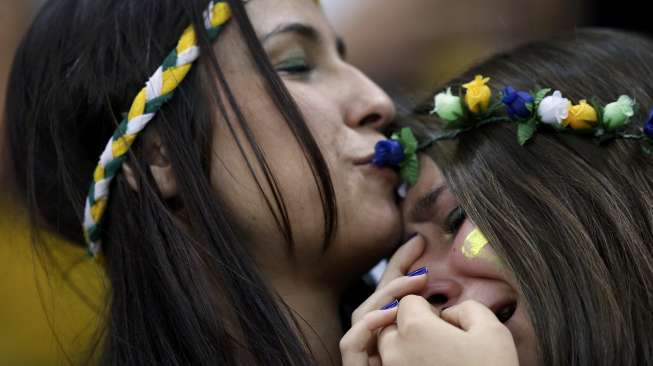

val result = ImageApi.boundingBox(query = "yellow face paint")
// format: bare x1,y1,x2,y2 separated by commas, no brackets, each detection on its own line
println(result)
462,228,489,258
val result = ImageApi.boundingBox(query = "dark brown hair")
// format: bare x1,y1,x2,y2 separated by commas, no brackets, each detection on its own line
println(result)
5,0,336,364
416,29,653,365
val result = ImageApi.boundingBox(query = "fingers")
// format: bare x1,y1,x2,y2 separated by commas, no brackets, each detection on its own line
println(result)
352,270,428,325
440,300,502,333
440,301,518,365
376,323,399,363
396,295,440,331
340,308,398,366
378,235,426,288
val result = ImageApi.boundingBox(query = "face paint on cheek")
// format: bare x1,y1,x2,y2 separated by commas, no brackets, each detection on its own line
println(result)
461,228,488,258
461,227,505,268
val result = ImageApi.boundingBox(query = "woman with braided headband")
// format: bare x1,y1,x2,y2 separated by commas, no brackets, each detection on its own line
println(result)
5,0,401,364
341,29,653,366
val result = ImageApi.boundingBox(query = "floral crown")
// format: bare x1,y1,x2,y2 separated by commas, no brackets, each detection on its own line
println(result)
373,74,653,188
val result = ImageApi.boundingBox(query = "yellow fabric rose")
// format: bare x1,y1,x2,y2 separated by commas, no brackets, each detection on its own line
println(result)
463,75,492,114
564,100,598,130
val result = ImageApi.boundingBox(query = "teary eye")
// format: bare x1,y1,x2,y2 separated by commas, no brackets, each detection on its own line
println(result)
445,206,466,234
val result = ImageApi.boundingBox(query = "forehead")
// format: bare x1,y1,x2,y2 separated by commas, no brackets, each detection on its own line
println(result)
401,155,447,216
245,0,330,37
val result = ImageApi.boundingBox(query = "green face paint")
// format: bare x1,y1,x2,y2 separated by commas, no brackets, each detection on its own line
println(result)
462,228,489,258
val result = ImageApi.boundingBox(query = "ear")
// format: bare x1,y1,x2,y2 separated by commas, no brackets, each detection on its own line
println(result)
122,130,178,199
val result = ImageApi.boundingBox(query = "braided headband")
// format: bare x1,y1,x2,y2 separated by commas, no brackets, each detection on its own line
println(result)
373,75,653,188
83,1,231,257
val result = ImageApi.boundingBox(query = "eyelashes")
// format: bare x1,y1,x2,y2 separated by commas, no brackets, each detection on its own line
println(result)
404,205,466,244
275,57,312,75
445,206,466,234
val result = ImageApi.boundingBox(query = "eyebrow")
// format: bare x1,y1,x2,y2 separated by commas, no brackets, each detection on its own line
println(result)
262,22,321,44
409,185,446,222
262,22,347,58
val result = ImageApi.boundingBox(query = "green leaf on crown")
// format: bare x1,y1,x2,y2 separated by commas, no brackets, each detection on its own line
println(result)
534,88,552,106
518,119,538,146
399,128,418,154
400,153,419,186
392,127,420,186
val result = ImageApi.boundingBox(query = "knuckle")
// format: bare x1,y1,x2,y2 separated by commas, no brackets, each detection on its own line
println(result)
378,325,398,347
400,294,420,305
362,311,377,323
339,334,355,352
400,316,423,334
351,308,363,323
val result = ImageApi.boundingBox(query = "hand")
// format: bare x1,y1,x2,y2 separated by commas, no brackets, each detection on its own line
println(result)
340,236,428,366
377,296,519,366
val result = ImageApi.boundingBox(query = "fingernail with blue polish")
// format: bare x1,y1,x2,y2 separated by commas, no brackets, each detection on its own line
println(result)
380,299,399,310
407,267,428,277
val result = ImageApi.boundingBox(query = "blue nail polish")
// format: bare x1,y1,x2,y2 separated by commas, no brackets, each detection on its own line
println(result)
380,299,399,310
407,267,428,277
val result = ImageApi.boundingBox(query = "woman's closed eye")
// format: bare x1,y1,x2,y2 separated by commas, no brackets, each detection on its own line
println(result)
276,56,312,75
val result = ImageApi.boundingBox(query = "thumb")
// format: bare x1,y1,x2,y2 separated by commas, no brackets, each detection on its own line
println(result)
440,300,501,332
396,295,442,331
340,308,398,366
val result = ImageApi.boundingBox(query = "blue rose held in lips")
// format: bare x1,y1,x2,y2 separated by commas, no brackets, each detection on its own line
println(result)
373,140,405,167
372,128,419,188
502,86,534,119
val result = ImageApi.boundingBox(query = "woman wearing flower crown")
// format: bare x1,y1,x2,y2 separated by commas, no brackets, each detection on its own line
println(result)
4,0,403,364
341,28,653,366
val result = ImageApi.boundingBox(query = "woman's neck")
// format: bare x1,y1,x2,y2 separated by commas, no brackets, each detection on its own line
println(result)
272,275,344,366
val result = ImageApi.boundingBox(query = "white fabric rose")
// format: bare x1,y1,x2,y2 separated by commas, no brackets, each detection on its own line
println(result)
537,90,571,125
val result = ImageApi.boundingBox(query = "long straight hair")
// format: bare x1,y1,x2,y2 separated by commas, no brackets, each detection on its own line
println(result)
415,29,653,366
5,0,336,364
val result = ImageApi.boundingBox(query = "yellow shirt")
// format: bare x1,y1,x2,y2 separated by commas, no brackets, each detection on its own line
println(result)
0,202,105,365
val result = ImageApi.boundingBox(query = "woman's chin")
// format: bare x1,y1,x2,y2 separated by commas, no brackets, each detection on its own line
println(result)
345,208,401,259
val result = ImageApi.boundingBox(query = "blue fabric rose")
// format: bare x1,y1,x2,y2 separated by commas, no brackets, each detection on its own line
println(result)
502,86,534,119
373,140,405,167
645,108,653,139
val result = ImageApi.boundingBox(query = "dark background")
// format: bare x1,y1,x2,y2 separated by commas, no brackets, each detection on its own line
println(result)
594,0,651,35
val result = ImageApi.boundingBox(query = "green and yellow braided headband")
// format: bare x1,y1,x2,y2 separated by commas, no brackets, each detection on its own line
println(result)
83,1,231,257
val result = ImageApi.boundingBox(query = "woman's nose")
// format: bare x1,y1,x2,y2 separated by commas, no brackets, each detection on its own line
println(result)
422,279,463,311
342,65,396,130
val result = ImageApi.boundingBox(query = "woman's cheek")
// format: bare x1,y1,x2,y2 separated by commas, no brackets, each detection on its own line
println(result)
450,220,505,277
